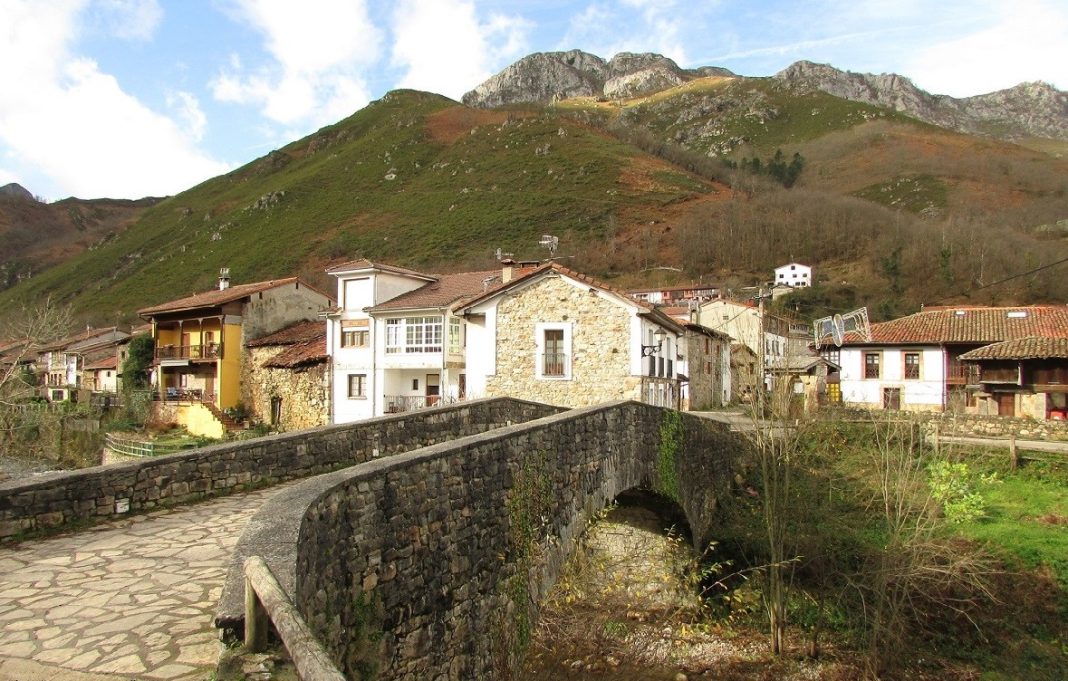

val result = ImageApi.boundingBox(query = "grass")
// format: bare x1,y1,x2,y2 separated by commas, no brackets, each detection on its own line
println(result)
852,174,949,214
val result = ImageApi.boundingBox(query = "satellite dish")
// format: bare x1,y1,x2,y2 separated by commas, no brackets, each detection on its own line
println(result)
831,314,845,347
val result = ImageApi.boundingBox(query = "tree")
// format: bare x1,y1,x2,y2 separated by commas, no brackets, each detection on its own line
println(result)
121,335,154,390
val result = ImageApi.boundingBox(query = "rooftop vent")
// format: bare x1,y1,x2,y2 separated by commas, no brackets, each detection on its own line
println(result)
1006,311,1028,318
218,267,231,291
954,310,966,316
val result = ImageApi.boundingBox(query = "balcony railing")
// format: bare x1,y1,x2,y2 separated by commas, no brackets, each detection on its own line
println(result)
946,363,979,384
542,352,568,377
384,395,453,413
160,387,214,403
156,343,222,360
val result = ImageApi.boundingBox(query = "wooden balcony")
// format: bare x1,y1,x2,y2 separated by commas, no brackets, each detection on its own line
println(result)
155,343,222,361
945,363,979,385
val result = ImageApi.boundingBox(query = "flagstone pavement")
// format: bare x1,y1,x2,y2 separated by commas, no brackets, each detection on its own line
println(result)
0,487,284,680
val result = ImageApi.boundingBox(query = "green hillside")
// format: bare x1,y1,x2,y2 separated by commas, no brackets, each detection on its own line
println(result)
0,90,718,321
3,79,1068,326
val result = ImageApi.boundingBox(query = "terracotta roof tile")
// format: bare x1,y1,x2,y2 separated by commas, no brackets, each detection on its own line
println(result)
263,338,328,368
370,270,503,312
84,354,119,371
844,306,1068,345
139,278,332,316
959,336,1068,361
246,320,324,347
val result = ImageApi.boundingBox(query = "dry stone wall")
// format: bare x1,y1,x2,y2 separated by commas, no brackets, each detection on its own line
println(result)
486,276,642,407
242,346,329,430
0,398,560,542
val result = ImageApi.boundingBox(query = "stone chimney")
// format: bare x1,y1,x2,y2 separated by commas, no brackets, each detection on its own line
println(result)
218,267,231,291
501,258,516,284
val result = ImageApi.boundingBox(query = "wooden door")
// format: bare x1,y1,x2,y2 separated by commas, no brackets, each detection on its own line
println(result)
883,387,901,410
996,393,1015,417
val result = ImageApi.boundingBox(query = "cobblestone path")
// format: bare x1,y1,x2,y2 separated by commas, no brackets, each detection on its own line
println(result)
0,488,280,680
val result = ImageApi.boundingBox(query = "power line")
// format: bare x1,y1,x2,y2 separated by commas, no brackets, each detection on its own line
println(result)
926,254,1068,306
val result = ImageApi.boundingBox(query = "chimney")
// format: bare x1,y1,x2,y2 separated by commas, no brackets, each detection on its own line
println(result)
501,258,516,284
218,267,231,291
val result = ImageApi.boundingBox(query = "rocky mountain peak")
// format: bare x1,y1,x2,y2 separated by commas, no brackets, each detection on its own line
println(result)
462,50,733,108
0,183,36,202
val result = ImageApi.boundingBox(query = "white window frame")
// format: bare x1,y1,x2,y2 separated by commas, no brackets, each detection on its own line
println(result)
385,316,443,354
535,322,572,380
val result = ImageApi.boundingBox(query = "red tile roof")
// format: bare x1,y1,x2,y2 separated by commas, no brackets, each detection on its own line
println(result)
246,320,324,347
37,327,122,352
138,278,332,316
244,321,328,367
456,262,686,333
369,270,503,312
84,354,119,371
959,336,1068,361
845,306,1068,345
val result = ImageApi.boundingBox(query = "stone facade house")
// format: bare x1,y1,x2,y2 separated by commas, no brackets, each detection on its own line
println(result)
38,327,130,402
680,323,732,410
840,306,1068,413
960,336,1068,419
243,321,330,431
458,263,685,409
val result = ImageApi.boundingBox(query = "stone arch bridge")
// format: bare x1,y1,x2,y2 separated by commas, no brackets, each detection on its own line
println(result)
0,398,740,680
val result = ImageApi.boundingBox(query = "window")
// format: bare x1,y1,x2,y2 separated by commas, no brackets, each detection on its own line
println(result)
543,329,566,376
904,352,920,380
821,348,840,367
864,352,881,379
347,374,366,399
386,317,442,354
448,317,462,355
341,329,369,348
536,323,571,379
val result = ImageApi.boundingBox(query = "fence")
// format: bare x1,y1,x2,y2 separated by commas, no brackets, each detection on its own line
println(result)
103,433,184,459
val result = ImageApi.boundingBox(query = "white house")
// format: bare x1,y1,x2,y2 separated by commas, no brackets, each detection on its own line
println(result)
325,259,499,423
457,263,686,409
694,299,793,378
774,262,812,288
840,305,1068,412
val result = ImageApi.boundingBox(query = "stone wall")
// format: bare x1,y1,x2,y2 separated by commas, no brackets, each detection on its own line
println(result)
486,276,642,407
832,406,1068,441
242,346,329,430
0,398,561,542
227,402,738,680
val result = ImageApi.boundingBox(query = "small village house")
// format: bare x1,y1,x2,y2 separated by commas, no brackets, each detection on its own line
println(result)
138,271,333,437
960,337,1068,418
325,259,498,423
243,320,330,430
839,305,1068,414
458,262,686,409
37,327,130,402
774,262,812,288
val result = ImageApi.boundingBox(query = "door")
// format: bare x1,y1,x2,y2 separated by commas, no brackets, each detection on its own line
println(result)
995,393,1015,417
270,396,282,425
883,387,901,410
426,373,440,407
458,374,466,400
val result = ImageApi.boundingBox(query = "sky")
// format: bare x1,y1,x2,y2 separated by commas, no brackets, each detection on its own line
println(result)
2,0,1066,201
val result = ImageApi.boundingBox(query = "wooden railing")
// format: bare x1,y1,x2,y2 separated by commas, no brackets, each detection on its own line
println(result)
244,556,345,681
155,343,222,360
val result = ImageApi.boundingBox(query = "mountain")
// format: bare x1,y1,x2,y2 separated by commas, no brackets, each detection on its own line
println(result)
773,61,1068,142
0,187,161,291
462,50,734,108
2,55,1067,325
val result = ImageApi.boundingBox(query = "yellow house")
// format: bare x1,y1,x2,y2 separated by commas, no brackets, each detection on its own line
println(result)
138,273,333,436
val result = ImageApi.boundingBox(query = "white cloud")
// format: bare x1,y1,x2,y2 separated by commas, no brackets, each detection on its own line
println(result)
0,0,229,199
210,0,381,125
92,0,163,41
905,0,1068,96
560,1,688,64
167,91,208,142
389,0,531,100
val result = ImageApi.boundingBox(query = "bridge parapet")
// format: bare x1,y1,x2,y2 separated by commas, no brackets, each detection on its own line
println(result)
0,398,561,543
218,401,739,679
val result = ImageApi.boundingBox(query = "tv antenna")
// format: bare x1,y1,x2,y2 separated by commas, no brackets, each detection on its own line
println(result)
494,248,513,262
813,307,871,349
539,234,559,258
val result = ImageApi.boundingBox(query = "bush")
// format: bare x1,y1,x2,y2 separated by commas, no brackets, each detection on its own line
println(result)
928,460,986,524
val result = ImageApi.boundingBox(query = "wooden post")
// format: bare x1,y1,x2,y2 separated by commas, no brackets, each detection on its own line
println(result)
1010,433,1018,472
933,422,940,457
245,573,268,652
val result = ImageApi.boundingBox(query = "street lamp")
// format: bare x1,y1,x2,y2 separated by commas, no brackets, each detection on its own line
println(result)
641,328,667,357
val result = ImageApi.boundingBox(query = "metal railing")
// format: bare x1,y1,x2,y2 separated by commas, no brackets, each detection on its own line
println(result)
155,343,222,360
384,395,454,413
104,433,184,458
542,352,568,377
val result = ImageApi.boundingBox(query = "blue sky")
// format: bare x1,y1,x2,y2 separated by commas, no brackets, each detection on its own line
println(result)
2,0,1066,201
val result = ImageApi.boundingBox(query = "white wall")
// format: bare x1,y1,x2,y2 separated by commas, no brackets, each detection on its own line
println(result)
840,346,945,410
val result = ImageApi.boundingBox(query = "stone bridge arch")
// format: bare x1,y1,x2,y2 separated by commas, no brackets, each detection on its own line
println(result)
217,400,741,679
